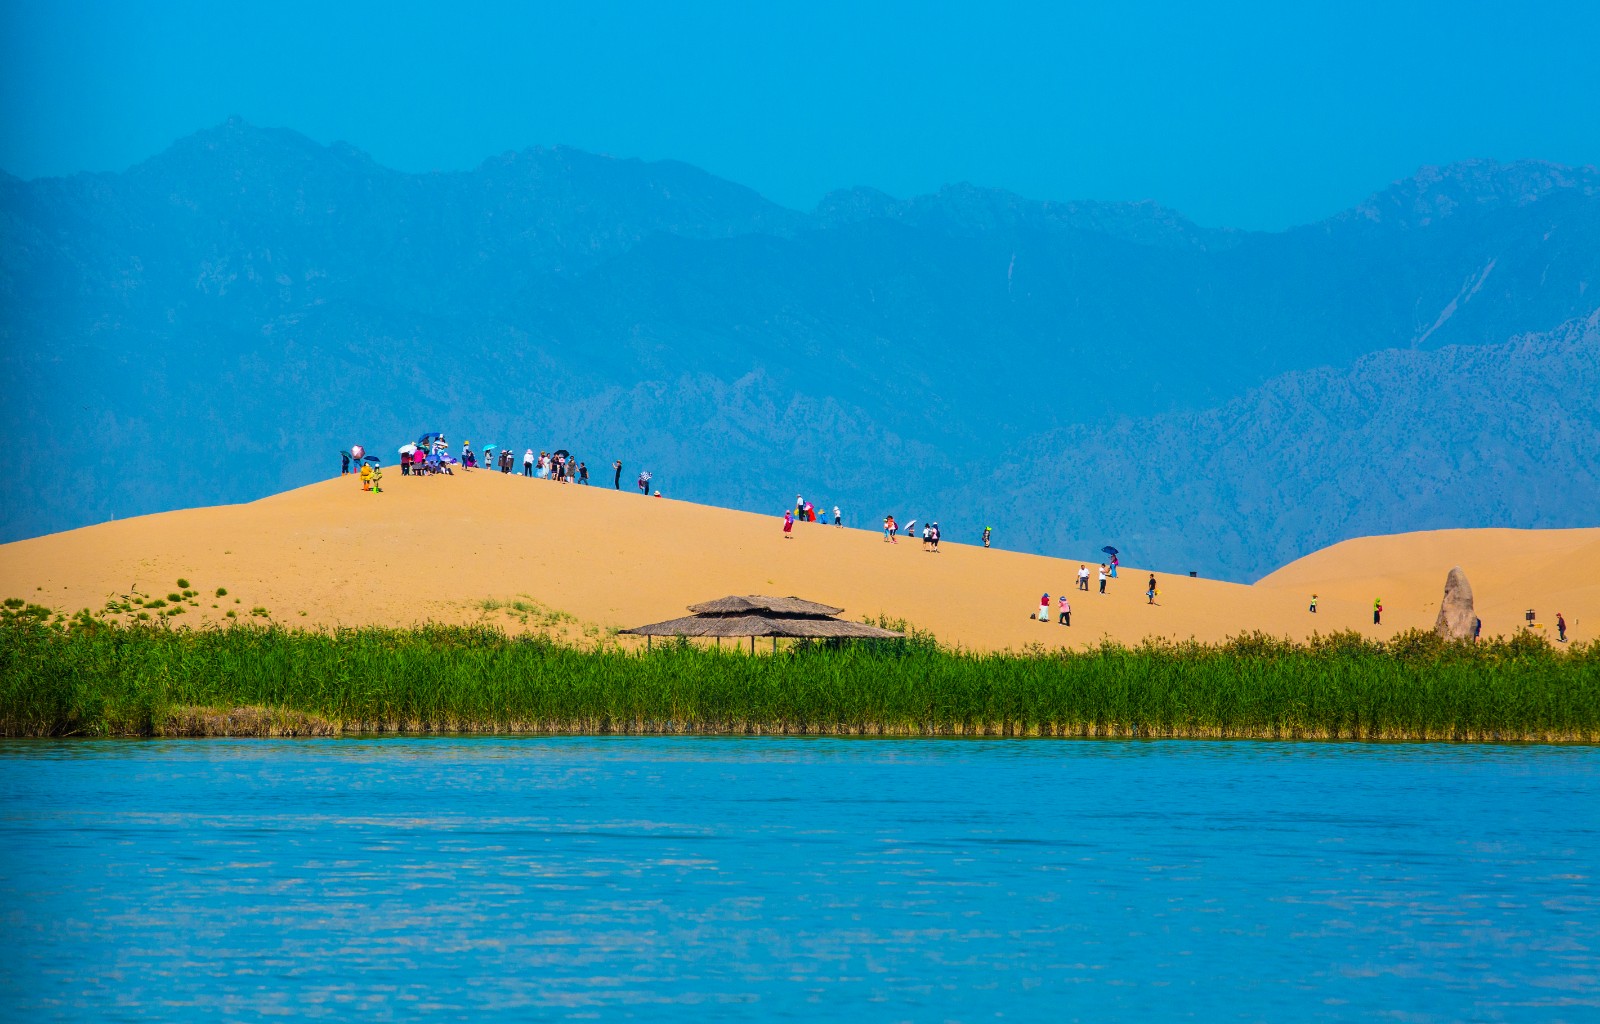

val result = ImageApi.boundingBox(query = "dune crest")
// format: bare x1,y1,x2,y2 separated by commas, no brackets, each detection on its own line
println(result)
2,474,1594,650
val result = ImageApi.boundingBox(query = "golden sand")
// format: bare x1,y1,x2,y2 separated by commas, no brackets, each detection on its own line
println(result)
2,472,1594,649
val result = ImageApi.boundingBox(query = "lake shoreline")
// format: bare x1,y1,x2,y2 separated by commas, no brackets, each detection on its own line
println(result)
5,618,1596,744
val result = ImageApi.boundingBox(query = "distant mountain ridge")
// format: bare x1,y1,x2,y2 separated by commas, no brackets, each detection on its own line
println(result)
3,121,1597,578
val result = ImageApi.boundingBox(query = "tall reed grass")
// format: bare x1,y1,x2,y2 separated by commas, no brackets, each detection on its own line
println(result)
1,612,1595,741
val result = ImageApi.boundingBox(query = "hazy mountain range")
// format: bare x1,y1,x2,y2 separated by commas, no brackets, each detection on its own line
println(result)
3,119,1596,579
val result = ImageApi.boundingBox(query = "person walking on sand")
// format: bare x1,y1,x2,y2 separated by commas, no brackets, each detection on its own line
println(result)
833,506,842,526
1309,594,1318,614
931,523,941,552
341,451,350,476
1474,616,1483,642
613,460,622,489
1557,612,1567,643
983,525,992,548
1146,574,1157,605
369,462,383,494
1373,598,1383,626
359,462,373,491
1078,564,1090,591
1058,594,1071,626
523,449,535,477
1098,565,1108,594
783,509,795,539
1039,593,1051,622
579,462,589,485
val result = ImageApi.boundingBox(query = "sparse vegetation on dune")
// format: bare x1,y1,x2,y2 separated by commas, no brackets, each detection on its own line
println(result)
1,609,1595,741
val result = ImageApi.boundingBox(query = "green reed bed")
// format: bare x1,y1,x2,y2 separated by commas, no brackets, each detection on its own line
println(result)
1,614,1596,741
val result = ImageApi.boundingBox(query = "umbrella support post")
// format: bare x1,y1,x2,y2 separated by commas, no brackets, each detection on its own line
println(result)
646,636,651,652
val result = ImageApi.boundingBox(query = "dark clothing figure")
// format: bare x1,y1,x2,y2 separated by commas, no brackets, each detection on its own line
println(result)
1557,614,1567,643
613,461,623,489
341,453,350,475
579,463,589,485
400,459,409,476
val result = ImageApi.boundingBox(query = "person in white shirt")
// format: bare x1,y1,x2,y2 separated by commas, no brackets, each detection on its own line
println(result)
832,506,842,526
1098,565,1109,594
1077,565,1090,591
523,449,534,477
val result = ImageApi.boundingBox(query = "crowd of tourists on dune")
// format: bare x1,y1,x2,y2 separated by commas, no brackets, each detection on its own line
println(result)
341,433,665,496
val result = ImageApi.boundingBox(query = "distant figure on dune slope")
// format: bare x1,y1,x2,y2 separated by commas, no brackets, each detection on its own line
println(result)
1374,598,1383,626
783,509,794,539
1038,593,1050,622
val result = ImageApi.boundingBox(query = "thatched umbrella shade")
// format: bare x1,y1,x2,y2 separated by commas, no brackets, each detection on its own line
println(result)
620,595,903,651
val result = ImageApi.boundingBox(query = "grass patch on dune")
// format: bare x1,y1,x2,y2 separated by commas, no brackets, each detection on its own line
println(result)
0,609,1596,741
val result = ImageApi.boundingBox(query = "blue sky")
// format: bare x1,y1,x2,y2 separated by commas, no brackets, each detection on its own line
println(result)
2,0,1597,228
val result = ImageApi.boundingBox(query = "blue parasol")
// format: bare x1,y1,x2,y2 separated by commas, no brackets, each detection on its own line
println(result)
1101,546,1119,557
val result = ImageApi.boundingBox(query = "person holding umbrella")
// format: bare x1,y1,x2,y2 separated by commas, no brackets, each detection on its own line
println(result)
1102,546,1120,577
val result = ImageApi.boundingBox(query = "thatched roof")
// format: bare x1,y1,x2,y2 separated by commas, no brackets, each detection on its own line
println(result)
620,594,901,640
620,614,901,639
685,595,844,617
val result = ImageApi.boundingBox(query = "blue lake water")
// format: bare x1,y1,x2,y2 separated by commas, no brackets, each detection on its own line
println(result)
1,738,1597,1022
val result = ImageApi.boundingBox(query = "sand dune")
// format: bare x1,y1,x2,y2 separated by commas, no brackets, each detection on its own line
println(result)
2,472,1594,649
